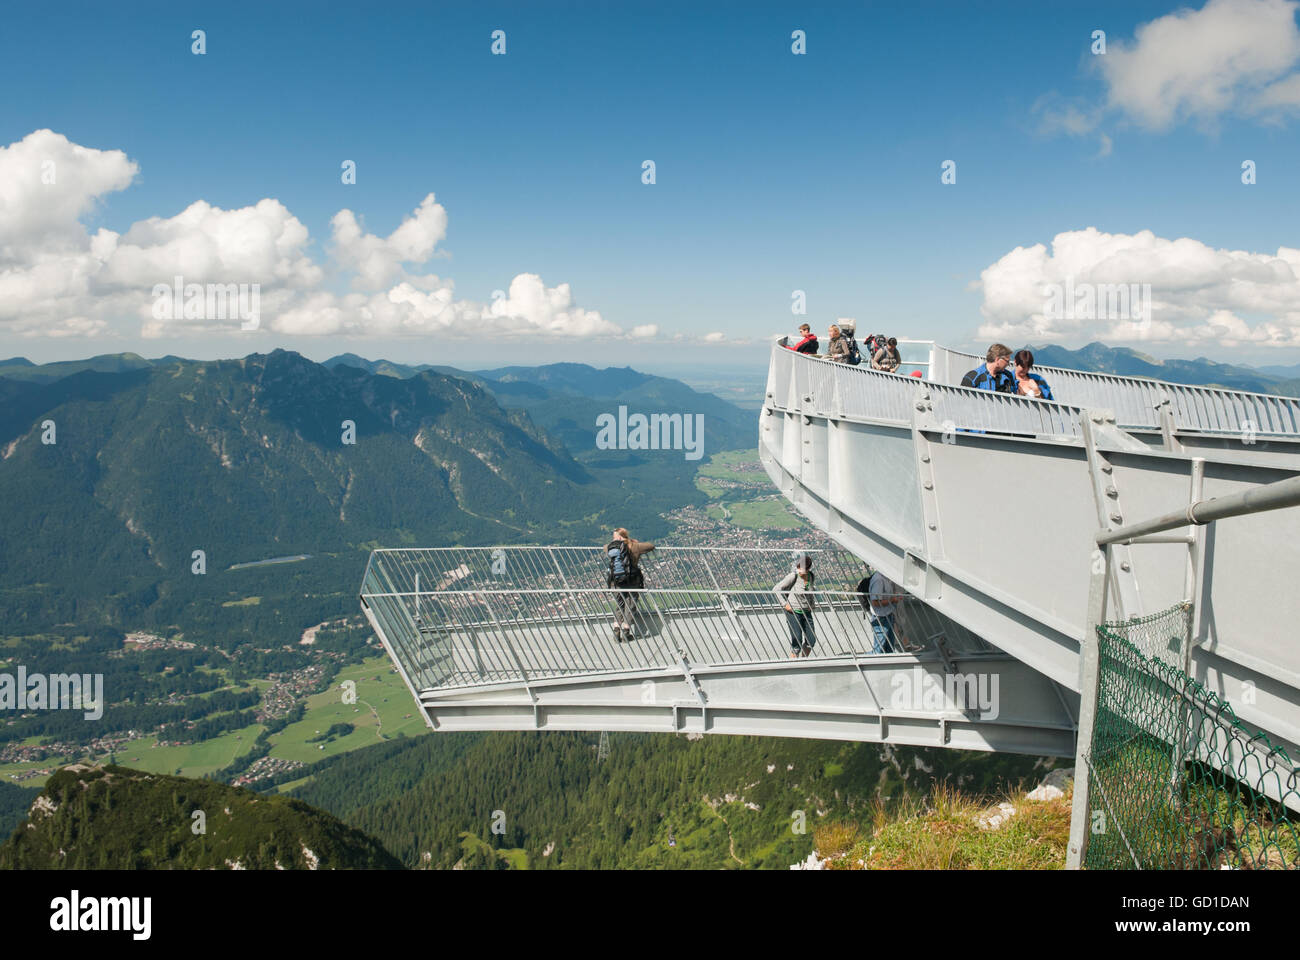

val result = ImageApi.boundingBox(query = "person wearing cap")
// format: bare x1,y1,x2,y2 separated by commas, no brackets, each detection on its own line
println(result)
773,555,816,658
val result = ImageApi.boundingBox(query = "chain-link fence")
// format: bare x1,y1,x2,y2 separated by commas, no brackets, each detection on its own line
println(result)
1083,603,1300,869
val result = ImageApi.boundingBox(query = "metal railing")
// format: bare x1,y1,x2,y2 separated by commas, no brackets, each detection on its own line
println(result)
769,338,1088,438
770,337,1300,441
936,345,1300,438
360,547,991,692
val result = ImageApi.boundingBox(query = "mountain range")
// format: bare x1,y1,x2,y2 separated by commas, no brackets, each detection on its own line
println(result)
0,350,752,637
320,353,757,454
1028,342,1300,396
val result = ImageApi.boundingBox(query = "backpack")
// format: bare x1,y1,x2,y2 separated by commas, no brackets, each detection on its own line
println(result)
846,335,861,366
855,576,871,615
607,541,642,588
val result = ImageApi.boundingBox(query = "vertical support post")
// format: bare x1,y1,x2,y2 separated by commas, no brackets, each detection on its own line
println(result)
1172,458,1206,804
1067,543,1110,869
1185,459,1208,659
1157,393,1183,453
1081,412,1132,621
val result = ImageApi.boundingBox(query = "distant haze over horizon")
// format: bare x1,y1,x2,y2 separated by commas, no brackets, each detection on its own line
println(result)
2,337,1294,375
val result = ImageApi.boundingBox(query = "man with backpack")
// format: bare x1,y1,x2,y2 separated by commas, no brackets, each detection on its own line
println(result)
605,528,655,642
838,319,862,365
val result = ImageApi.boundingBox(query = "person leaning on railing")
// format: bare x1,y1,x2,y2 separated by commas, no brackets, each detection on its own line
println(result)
827,324,849,362
787,323,819,355
871,337,901,373
605,527,654,642
774,554,816,658
960,343,1016,393
1011,348,1054,400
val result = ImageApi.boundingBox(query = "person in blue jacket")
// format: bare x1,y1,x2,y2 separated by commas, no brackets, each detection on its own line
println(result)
960,343,1016,393
1010,349,1054,400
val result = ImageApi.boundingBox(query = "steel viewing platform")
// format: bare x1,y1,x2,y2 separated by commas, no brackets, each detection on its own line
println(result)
761,338,1300,767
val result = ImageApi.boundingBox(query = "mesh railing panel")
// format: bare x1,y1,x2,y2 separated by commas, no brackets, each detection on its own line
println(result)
360,547,993,691
1083,603,1300,869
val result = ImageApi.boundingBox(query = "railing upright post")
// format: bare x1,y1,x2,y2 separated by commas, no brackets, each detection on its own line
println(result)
1172,459,1207,804
1068,542,1110,869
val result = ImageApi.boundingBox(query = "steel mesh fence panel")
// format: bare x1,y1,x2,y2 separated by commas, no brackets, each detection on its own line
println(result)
1083,604,1300,869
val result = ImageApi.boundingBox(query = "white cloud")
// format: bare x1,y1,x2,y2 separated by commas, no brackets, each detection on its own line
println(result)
0,129,136,257
330,193,449,290
1036,0,1300,141
484,273,617,337
975,227,1300,346
0,130,626,341
703,332,726,342
630,324,658,338
103,198,321,289
0,130,137,335
1103,0,1300,130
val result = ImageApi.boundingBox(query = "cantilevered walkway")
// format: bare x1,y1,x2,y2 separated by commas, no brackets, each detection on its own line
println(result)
361,546,1077,754
762,339,1300,763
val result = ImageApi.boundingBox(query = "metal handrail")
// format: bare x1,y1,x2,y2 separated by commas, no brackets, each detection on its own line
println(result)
770,337,1300,440
361,546,992,692
936,344,1300,437
769,339,1089,438
1097,473,1300,545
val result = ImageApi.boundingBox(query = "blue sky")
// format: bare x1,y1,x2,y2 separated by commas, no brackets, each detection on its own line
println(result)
3,0,1300,368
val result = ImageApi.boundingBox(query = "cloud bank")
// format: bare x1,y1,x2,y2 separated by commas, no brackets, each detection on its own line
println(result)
0,129,631,340
976,227,1300,346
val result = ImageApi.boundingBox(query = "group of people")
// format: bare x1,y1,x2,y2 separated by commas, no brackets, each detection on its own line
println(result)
603,531,907,657
790,324,1056,401
960,343,1054,400
787,322,903,373
772,556,904,657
